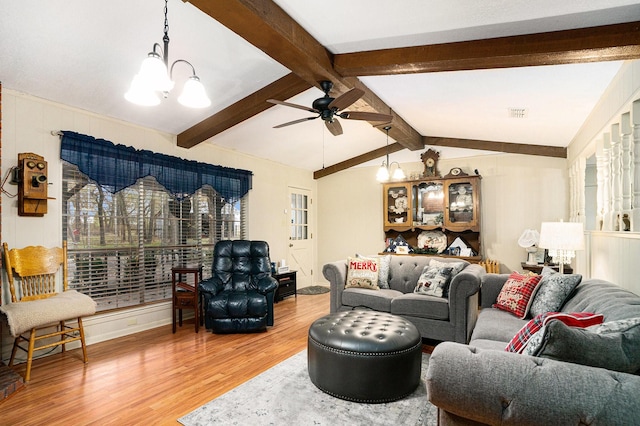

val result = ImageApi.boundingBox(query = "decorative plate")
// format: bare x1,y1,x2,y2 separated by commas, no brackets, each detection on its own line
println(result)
417,231,447,253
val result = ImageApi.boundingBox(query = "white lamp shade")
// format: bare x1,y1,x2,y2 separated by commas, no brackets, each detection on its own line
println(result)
138,53,174,93
376,164,390,182
518,229,540,248
178,76,211,108
392,166,406,180
538,222,585,251
124,74,161,106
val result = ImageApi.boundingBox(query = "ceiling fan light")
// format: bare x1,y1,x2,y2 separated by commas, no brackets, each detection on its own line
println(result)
124,74,161,106
178,76,211,108
376,163,390,182
138,52,174,92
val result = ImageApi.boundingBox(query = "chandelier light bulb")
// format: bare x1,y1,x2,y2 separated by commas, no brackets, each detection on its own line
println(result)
124,74,161,106
178,75,211,108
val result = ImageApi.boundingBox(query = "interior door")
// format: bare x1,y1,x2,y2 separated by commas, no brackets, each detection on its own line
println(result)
288,187,312,288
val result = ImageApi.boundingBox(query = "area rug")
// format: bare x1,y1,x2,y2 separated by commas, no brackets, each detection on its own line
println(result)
297,285,330,295
178,351,436,426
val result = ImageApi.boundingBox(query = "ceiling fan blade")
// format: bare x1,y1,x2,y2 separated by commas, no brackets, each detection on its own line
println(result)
325,119,343,136
267,99,318,113
340,111,393,122
327,88,364,111
273,116,319,129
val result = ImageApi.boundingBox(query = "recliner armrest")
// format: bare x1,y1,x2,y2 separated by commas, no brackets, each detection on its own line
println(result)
199,278,223,296
256,276,278,294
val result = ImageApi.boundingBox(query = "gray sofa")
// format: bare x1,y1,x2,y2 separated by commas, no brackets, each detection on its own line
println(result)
322,255,486,343
426,274,640,425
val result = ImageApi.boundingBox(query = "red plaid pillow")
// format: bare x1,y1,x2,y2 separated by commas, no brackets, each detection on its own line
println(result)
505,312,604,353
492,272,542,319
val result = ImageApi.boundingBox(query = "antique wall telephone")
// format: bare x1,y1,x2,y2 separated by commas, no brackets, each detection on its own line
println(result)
15,152,51,216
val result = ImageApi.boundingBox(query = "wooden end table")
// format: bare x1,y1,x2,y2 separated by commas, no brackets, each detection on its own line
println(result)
171,265,203,333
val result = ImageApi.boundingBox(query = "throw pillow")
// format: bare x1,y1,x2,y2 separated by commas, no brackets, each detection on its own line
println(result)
429,259,466,276
414,265,454,298
356,254,391,289
587,317,640,334
492,272,542,319
505,311,603,353
345,256,380,290
528,269,582,318
532,318,640,374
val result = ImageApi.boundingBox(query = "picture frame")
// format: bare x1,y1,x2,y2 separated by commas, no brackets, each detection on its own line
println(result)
534,248,546,264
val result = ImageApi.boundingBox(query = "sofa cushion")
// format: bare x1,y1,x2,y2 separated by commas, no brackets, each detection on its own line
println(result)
528,268,582,317
470,308,527,343
492,272,542,319
414,265,453,298
530,318,640,374
391,293,449,320
341,288,401,312
345,256,380,290
505,312,603,353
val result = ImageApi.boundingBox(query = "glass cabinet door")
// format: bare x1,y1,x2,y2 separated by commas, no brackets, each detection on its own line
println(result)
383,183,411,228
412,182,444,227
445,179,479,231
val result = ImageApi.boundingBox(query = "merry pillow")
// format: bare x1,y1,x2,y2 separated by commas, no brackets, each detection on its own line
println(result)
345,256,380,290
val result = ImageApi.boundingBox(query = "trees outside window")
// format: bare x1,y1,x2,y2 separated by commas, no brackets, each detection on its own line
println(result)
62,163,246,312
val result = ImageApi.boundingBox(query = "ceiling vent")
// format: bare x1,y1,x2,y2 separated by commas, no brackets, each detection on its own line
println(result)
508,107,528,118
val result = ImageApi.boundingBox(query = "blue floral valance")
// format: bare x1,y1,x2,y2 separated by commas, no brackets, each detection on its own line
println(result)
60,131,252,202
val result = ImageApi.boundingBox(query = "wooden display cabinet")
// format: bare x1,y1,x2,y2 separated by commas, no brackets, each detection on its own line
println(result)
382,175,482,260
383,183,412,231
444,177,481,232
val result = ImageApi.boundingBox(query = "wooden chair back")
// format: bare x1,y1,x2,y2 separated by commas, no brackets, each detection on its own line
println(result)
3,241,68,303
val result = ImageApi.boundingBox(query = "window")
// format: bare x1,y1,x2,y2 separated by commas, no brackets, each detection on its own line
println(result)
62,163,247,312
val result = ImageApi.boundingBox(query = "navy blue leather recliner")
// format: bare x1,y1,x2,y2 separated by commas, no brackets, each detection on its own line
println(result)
199,240,278,333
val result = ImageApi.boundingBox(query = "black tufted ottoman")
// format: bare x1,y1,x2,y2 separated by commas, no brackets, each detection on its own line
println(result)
307,310,422,403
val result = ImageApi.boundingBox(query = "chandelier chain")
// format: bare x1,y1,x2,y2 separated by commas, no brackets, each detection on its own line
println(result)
163,0,170,42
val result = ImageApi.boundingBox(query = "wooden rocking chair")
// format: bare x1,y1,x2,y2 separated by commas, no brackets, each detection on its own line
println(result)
1,241,96,381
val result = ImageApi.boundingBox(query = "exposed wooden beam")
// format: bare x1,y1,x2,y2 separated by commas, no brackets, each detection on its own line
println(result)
184,0,423,151
312,137,566,179
314,143,405,179
423,136,567,158
177,73,311,148
334,21,640,76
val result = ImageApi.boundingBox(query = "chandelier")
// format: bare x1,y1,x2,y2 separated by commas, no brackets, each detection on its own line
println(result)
125,0,211,108
376,126,406,182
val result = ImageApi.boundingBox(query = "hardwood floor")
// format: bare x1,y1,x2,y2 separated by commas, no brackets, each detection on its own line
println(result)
0,293,330,425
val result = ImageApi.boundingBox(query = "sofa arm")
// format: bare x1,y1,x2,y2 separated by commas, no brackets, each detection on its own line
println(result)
426,342,640,426
447,264,484,343
322,260,348,312
480,273,510,308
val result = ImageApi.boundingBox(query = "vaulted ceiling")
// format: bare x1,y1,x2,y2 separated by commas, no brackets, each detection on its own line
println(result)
1,1,639,178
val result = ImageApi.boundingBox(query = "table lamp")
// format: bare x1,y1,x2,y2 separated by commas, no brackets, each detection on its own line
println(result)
518,229,540,265
538,221,584,274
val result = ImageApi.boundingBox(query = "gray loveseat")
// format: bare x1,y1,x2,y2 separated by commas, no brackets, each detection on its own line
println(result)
323,255,486,343
426,274,640,425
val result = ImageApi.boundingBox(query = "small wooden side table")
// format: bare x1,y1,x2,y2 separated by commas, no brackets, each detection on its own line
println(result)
172,265,203,333
520,262,573,274
274,271,297,302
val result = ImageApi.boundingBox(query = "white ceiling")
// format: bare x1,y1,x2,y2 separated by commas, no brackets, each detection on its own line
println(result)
1,1,638,171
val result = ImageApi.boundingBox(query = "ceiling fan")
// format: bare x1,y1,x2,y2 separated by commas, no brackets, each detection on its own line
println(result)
267,81,393,136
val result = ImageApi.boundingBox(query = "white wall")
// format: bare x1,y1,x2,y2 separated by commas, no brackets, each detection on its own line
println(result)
317,154,568,275
1,89,316,358
569,60,640,294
